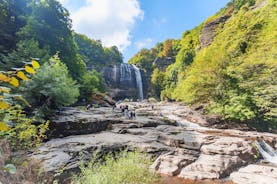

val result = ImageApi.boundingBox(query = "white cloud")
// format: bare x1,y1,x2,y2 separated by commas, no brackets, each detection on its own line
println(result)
62,0,143,51
135,38,153,49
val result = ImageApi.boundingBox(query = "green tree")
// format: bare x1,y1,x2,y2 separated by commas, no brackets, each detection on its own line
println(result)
21,55,79,116
1,39,50,70
151,68,165,99
128,48,156,74
104,46,123,64
18,0,85,79
0,0,29,56
80,70,105,101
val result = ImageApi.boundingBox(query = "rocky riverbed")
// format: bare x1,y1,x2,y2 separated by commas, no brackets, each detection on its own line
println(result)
32,102,277,183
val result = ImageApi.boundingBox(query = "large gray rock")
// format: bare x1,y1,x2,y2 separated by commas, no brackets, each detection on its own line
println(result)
179,154,244,179
230,164,277,184
200,137,257,162
150,149,198,176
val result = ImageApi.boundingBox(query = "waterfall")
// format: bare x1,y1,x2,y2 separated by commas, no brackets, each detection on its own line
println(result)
132,64,144,100
113,65,118,81
255,140,277,164
120,63,132,82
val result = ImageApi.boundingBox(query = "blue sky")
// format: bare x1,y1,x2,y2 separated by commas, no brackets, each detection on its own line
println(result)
58,0,230,62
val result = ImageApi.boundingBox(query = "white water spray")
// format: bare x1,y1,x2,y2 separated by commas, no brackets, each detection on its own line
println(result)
132,64,144,100
255,140,277,165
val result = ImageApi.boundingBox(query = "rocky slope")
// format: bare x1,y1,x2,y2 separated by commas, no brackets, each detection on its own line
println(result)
32,102,277,183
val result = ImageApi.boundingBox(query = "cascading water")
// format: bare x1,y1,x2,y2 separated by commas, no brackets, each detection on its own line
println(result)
132,64,144,100
255,140,277,164
103,63,144,100
120,63,132,81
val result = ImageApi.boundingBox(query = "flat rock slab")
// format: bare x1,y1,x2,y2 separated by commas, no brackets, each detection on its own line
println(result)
32,102,277,182
179,154,244,179
230,164,277,184
200,136,256,162
151,149,198,176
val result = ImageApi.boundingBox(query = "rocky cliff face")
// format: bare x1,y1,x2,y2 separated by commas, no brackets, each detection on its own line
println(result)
102,63,145,100
153,56,175,71
199,15,231,48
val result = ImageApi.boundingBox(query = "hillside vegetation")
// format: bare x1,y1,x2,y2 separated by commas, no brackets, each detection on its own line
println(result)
129,0,277,130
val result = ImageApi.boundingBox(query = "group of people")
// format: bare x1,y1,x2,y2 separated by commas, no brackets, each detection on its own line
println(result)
116,104,136,119
86,102,137,119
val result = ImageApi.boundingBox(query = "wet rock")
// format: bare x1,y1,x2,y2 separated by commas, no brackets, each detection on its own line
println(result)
230,164,277,184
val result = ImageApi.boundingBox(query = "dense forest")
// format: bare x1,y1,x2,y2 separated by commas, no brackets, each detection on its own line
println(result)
0,0,124,116
129,0,276,130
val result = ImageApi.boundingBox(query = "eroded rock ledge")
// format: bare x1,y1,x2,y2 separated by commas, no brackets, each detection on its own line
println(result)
32,102,277,183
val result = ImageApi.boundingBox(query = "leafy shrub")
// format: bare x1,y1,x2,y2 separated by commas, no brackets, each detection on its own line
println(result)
0,106,49,150
72,151,159,184
151,68,165,99
79,70,105,101
21,54,79,116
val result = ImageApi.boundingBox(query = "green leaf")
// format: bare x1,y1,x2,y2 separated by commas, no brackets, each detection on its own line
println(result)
5,164,17,174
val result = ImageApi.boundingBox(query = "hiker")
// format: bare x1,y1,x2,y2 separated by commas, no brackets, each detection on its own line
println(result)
112,104,116,112
86,104,91,110
129,111,133,119
120,106,125,114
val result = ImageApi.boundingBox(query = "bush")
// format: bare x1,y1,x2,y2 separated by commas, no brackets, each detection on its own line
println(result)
79,70,105,101
21,54,79,116
0,106,49,150
0,58,48,150
72,151,159,184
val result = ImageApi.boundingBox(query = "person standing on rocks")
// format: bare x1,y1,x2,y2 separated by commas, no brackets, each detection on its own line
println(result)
112,104,116,112
86,104,91,110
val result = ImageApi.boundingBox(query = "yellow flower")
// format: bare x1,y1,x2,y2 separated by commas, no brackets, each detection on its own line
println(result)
17,71,29,81
0,122,10,131
25,66,35,74
9,77,19,87
0,72,10,82
32,60,40,69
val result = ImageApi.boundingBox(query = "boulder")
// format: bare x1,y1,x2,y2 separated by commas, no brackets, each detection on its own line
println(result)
230,164,277,184
200,137,257,162
89,93,115,107
151,149,198,176
179,154,244,179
